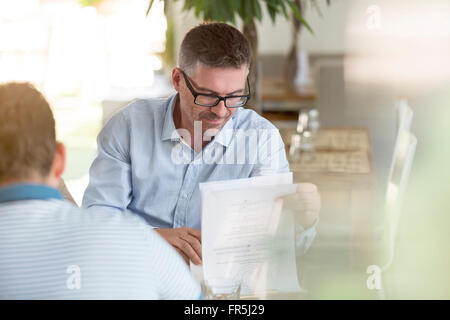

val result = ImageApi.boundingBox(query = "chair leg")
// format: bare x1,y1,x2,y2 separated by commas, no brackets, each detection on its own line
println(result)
376,276,387,300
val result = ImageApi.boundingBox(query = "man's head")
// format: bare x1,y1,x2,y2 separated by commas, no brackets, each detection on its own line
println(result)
0,82,65,187
172,22,251,134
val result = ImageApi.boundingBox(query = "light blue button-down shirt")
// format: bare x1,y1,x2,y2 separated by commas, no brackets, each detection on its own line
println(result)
83,94,316,253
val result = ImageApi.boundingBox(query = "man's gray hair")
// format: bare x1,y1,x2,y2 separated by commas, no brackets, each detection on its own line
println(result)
178,22,251,76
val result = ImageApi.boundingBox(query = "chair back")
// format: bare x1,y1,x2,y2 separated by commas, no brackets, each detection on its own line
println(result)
382,130,417,271
396,99,413,132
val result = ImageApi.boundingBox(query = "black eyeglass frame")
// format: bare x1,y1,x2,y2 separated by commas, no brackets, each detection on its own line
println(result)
181,70,251,108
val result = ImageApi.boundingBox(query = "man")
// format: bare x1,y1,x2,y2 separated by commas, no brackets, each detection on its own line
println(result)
0,82,201,299
83,23,320,266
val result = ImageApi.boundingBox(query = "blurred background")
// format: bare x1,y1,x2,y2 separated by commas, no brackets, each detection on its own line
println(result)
1,0,449,299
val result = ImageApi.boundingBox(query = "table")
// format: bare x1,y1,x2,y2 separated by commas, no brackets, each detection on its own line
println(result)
282,127,377,243
261,76,316,112
286,127,378,299
238,128,379,300
281,127,373,173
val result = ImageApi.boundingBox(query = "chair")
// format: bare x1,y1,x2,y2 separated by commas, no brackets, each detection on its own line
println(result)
381,100,414,266
383,130,417,267
377,129,417,299
396,99,413,132
376,100,414,254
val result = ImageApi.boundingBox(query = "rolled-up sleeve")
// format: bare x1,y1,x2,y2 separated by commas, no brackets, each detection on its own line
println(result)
82,111,133,213
295,217,319,256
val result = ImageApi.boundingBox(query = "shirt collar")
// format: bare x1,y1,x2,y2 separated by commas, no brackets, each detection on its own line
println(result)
211,113,234,147
0,184,63,203
161,94,180,142
161,94,238,148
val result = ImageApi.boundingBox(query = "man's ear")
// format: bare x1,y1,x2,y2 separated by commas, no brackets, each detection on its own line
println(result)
50,142,66,182
172,67,182,92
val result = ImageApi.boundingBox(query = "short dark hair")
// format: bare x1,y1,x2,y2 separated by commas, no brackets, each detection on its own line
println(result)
0,82,56,182
179,22,251,76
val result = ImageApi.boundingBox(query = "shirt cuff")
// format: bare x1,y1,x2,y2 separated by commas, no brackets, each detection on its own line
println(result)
294,216,319,256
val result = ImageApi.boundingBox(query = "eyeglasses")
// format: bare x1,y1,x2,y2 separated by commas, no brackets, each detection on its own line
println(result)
181,70,251,108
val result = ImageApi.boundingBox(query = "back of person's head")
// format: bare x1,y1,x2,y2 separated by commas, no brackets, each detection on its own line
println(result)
0,82,58,184
178,22,251,76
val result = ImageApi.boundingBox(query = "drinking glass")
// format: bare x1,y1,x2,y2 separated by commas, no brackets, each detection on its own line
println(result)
289,108,320,160
201,277,241,300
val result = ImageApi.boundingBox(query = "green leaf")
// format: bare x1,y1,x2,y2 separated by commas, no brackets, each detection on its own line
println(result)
224,0,239,24
265,2,277,24
287,0,314,34
252,0,263,22
277,0,289,19
311,0,323,19
146,0,155,16
209,0,228,22
217,0,235,23
194,0,203,17
241,0,252,24
183,0,195,12
227,0,241,13
202,0,213,20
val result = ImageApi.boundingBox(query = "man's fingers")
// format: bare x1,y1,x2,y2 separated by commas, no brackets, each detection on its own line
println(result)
174,247,190,265
181,233,202,260
175,238,202,266
186,227,201,242
154,228,202,265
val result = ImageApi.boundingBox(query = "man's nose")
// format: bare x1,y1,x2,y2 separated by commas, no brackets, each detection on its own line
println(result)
210,100,228,118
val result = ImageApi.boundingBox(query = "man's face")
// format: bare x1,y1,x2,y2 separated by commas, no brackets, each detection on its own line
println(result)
174,64,249,133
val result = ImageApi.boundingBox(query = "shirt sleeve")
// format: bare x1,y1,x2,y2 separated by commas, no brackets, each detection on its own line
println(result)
146,230,202,300
250,126,290,177
295,216,319,256
82,111,133,214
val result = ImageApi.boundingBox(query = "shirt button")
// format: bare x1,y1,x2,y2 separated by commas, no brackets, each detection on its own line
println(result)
183,193,188,199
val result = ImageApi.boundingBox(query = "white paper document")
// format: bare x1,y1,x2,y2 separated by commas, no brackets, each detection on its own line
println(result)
197,173,301,296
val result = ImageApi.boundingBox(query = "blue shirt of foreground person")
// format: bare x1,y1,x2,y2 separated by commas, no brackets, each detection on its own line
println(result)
0,82,201,300
83,23,320,266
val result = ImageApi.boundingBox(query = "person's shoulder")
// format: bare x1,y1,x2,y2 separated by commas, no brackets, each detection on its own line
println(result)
105,95,175,127
69,206,166,246
233,107,278,131
122,95,174,118
58,205,173,257
68,205,144,230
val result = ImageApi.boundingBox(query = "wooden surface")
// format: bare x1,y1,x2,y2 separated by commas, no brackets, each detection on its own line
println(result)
261,76,316,112
262,76,316,102
262,110,299,122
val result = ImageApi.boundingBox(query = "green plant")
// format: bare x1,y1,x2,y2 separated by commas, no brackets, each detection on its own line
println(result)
148,0,330,33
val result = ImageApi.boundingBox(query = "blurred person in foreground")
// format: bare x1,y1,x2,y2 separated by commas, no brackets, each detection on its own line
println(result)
0,82,201,299
82,22,320,266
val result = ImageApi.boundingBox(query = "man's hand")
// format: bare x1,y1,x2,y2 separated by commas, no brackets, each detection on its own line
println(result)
154,227,202,265
279,183,321,229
